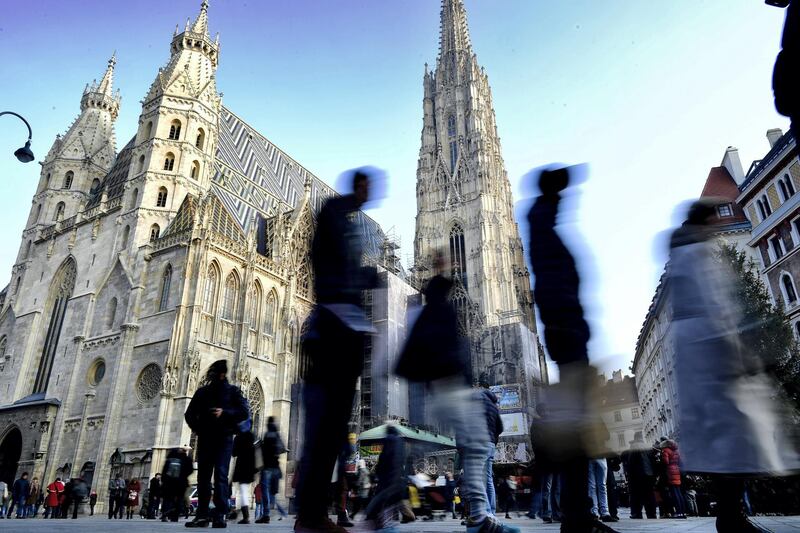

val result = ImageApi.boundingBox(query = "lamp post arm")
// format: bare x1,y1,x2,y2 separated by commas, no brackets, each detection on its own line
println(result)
0,111,33,141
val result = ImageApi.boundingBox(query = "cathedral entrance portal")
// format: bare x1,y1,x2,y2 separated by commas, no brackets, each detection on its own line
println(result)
0,427,22,485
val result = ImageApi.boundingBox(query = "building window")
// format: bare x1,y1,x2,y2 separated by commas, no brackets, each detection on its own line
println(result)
90,178,101,193
782,273,798,306
631,407,640,419
163,153,175,172
33,257,76,394
450,223,467,287
614,410,622,422
196,128,205,149
779,174,796,201
149,224,160,242
63,171,74,189
144,121,153,140
159,265,172,312
156,187,168,207
263,292,276,335
54,202,65,222
106,297,117,330
88,359,105,386
137,154,145,173
247,282,262,330
717,204,733,218
770,235,785,261
168,119,182,140
130,188,139,210
190,160,200,179
121,225,130,249
450,140,458,173
203,265,218,314
222,272,239,321
618,433,626,448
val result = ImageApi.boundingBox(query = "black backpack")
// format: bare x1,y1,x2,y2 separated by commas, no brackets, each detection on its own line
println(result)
164,457,183,480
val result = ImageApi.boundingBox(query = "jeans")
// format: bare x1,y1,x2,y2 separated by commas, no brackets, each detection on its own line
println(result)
588,458,609,517
430,380,490,524
486,442,496,515
196,436,234,521
261,468,287,517
530,472,554,519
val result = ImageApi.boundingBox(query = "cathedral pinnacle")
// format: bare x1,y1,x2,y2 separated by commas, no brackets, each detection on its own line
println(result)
438,0,473,61
96,51,116,96
191,0,211,36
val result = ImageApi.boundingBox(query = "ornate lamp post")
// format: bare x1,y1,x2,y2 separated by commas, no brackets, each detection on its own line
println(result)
0,111,34,163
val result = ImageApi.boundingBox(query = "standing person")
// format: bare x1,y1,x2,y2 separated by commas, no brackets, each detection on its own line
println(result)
70,476,89,519
160,446,193,522
668,198,800,532
396,250,518,533
125,478,141,519
232,427,257,524
184,359,249,528
253,483,263,522
11,472,30,518
444,472,457,520
587,459,613,521
147,473,162,519
60,478,73,519
295,169,381,533
46,477,63,519
257,416,288,524
89,490,97,516
660,440,686,519
478,377,503,516
621,433,656,519
528,403,556,524
35,487,44,517
108,474,123,519
527,166,619,533
364,424,407,532
26,477,40,518
605,455,621,521
0,479,8,519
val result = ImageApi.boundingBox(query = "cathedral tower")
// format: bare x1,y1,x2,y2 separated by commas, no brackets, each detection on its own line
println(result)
125,0,221,250
414,0,535,347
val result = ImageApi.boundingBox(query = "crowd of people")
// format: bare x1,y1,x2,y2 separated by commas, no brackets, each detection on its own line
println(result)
0,472,94,519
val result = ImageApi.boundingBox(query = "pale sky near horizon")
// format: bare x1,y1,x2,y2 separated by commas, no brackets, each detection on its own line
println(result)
0,1,791,377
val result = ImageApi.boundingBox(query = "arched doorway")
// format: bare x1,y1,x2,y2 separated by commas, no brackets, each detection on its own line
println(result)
0,427,22,485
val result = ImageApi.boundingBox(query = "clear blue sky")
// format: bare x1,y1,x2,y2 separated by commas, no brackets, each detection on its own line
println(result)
0,1,790,376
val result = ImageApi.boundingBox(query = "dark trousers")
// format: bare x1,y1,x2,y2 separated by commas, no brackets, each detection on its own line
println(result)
629,475,656,518
148,496,160,518
196,436,234,521
161,480,186,521
606,469,618,518
71,498,82,519
296,315,363,522
668,485,685,516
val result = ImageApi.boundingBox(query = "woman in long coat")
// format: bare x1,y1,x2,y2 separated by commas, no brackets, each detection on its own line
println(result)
232,430,257,524
669,200,800,532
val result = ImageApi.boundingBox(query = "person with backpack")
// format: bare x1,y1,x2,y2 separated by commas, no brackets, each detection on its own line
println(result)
184,359,249,528
160,446,193,522
231,427,257,524
256,416,288,523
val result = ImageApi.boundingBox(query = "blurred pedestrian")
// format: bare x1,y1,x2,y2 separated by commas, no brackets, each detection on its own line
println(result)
160,446,193,522
25,477,40,518
108,474,124,519
606,455,621,521
70,476,88,519
621,433,656,519
350,459,372,519
478,377,503,516
256,416,288,523
295,169,380,533
527,166,619,533
528,403,557,524
89,490,97,516
11,472,29,518
364,424,407,532
60,478,72,519
125,477,141,519
496,476,517,519
444,472,457,519
147,473,162,519
0,479,8,519
668,199,800,532
588,458,613,521
184,359,249,528
772,0,800,139
232,426,257,524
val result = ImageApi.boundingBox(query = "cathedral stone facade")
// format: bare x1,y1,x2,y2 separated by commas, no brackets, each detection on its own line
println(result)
413,0,546,405
0,1,391,506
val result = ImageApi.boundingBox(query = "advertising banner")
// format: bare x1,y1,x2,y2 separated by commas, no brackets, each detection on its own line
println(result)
490,384,524,412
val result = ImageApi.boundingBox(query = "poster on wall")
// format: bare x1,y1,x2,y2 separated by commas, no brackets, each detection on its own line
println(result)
490,384,523,412
499,412,528,437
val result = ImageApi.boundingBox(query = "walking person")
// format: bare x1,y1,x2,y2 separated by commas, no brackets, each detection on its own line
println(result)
60,478,73,519
396,250,518,533
444,472,458,519
527,166,619,533
184,359,249,528
89,490,97,516
70,476,89,519
587,459,613,521
605,456,621,521
478,377,503,516
528,404,556,524
668,199,800,532
496,476,516,519
364,424,407,532
621,433,656,519
256,416,288,524
46,477,63,518
253,483,263,522
11,472,30,518
26,477,40,518
232,426,258,524
125,477,141,519
295,169,381,533
108,474,124,519
147,473,162,519
160,446,193,522
350,459,372,519
660,440,686,519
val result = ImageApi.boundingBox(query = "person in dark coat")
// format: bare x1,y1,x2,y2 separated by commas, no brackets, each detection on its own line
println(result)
160,446,193,522
257,416,288,523
231,429,257,524
606,455,621,521
364,424,407,530
70,477,89,519
147,473,162,519
621,433,656,519
478,378,503,515
184,359,250,528
296,170,380,533
11,472,29,519
89,490,97,516
527,166,618,533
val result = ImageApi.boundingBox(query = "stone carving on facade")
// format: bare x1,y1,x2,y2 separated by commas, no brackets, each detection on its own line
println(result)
161,365,179,396
63,419,81,433
82,334,120,351
86,416,105,431
184,350,202,393
137,363,163,403
235,358,252,389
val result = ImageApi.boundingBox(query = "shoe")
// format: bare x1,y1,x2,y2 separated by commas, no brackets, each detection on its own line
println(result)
186,518,210,528
543,517,553,523
600,515,617,522
716,515,773,533
256,516,270,524
212,521,227,529
466,515,521,533
294,516,351,533
238,507,250,525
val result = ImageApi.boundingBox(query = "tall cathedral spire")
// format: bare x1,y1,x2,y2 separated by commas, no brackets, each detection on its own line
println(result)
438,0,473,60
96,52,117,96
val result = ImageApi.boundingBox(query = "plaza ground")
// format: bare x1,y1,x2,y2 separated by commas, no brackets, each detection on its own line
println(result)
2,514,800,533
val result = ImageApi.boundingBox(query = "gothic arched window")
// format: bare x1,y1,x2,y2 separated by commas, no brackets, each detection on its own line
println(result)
149,224,160,242
190,160,200,180
263,292,276,335
247,380,264,435
63,171,74,189
163,153,175,172
248,282,262,330
35,204,42,222
159,264,172,312
168,119,182,140
779,174,796,201
156,187,168,207
106,297,117,330
137,155,145,174
222,272,239,321
33,257,77,394
24,240,31,259
90,178,100,193
144,121,153,140
783,273,798,305
450,223,467,287
203,264,219,314
54,202,65,222
447,115,456,137
196,129,205,149
130,188,139,210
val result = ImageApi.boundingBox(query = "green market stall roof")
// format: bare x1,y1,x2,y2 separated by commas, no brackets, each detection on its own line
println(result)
359,424,456,448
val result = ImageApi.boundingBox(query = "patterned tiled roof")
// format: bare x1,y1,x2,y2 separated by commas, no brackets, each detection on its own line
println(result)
86,137,135,208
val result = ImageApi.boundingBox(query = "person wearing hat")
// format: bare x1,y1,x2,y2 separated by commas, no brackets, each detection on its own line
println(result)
184,359,249,528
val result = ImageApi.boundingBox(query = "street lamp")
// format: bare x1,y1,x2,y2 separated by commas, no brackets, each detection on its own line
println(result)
0,111,34,163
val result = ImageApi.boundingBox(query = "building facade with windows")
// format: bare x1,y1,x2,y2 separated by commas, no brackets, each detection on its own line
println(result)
0,1,402,507
597,370,644,453
633,146,752,444
737,129,800,332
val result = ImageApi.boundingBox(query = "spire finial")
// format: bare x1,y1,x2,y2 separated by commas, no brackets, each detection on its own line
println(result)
96,51,117,96
438,0,473,60
191,0,211,35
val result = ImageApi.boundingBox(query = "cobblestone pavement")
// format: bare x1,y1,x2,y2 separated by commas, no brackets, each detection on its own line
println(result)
2,514,800,533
